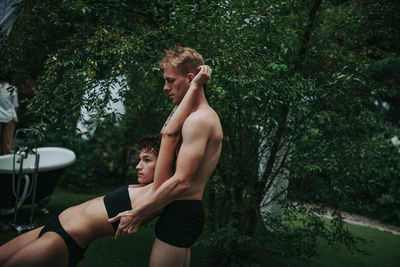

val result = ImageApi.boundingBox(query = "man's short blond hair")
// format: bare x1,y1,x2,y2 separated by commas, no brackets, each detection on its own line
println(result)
159,46,204,75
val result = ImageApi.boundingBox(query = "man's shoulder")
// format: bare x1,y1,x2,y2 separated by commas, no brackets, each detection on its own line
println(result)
186,106,220,127
183,106,222,142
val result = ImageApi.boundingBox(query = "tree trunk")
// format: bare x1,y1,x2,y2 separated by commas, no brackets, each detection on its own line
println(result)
297,0,323,70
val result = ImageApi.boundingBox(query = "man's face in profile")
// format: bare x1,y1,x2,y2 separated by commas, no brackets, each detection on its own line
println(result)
162,66,190,105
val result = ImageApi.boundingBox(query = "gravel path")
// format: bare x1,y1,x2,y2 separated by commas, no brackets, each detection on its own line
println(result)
300,204,400,236
325,210,400,236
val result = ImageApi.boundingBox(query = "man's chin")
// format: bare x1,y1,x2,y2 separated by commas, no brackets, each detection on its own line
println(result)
172,99,182,105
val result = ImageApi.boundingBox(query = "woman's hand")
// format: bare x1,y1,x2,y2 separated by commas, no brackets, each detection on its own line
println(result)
191,65,212,88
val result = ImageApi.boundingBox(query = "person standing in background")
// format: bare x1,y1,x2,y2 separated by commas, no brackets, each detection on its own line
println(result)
0,72,18,155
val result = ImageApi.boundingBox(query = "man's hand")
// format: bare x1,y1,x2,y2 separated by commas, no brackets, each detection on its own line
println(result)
191,65,212,88
108,209,143,240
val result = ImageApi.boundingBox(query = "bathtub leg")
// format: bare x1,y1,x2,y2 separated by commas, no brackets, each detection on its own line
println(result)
12,156,26,225
29,154,40,224
9,173,36,234
40,208,50,215
10,155,40,234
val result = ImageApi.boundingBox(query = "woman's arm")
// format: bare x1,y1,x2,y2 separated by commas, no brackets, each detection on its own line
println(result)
161,65,211,135
153,65,212,190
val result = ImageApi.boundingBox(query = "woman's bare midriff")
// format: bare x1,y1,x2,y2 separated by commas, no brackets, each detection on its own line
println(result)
58,184,153,248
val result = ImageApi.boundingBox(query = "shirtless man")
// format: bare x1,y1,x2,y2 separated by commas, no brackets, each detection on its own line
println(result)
0,60,212,267
109,46,223,266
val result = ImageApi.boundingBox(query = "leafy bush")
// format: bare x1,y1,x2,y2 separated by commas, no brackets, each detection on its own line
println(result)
1,0,399,265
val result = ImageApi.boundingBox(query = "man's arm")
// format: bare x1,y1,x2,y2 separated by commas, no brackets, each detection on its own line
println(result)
147,114,210,205
154,65,212,188
109,115,211,239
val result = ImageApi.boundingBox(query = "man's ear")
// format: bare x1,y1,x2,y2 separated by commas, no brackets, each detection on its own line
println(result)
187,73,195,82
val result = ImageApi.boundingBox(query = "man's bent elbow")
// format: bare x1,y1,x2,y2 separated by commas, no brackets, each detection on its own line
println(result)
175,177,191,193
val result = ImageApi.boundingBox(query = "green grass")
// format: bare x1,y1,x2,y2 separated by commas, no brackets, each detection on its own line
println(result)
1,186,400,266
310,224,400,267
267,223,400,267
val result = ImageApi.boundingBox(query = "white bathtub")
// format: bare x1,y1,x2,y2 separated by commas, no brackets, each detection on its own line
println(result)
0,147,76,212
0,147,76,174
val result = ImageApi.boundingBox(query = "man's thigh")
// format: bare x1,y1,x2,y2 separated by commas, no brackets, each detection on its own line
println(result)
149,238,189,267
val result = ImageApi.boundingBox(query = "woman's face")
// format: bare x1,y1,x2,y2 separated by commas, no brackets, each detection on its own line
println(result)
136,149,157,184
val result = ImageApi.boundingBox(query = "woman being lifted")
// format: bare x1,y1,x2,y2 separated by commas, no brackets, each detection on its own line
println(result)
0,65,212,267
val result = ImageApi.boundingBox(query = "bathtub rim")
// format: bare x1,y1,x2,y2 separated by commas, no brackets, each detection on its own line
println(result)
0,147,76,174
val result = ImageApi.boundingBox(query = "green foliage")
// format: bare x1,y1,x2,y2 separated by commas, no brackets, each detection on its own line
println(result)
288,0,400,227
1,0,399,265
197,225,262,267
373,144,400,226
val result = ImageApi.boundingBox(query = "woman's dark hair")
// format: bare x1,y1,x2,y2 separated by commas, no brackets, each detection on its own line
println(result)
135,134,161,156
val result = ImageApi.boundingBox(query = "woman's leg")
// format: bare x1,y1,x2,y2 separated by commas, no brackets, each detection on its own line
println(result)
1,194,113,266
3,232,68,267
0,227,43,266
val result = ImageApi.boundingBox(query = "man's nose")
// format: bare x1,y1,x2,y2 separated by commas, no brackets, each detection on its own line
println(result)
163,82,170,91
136,162,142,170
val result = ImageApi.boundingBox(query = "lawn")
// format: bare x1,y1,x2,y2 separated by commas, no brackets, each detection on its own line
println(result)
1,186,400,266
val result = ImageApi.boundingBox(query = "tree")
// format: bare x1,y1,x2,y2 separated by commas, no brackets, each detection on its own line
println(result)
1,0,399,265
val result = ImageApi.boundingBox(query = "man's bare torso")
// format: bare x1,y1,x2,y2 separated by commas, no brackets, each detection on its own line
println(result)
176,104,223,200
